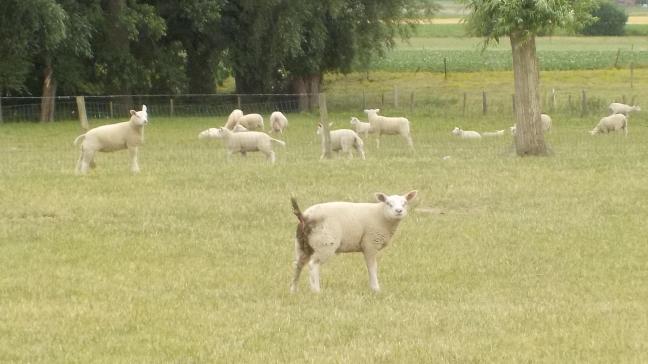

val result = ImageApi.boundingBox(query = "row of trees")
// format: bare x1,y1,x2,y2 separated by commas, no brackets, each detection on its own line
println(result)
0,0,436,120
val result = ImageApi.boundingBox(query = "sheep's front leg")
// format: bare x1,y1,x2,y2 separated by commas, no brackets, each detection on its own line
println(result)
128,146,140,173
363,251,380,292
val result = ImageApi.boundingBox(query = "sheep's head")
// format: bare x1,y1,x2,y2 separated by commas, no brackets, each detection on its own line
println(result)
350,117,359,125
634,105,641,112
232,124,248,132
451,127,462,136
129,105,148,126
375,191,417,220
363,109,380,116
316,122,333,135
198,128,219,139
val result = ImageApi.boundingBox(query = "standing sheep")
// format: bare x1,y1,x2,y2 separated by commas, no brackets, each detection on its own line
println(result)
73,105,148,174
590,113,628,136
451,127,481,139
350,117,372,139
236,113,265,131
363,109,413,149
608,102,640,116
269,111,288,134
317,123,366,160
290,190,418,293
210,127,285,164
224,109,244,129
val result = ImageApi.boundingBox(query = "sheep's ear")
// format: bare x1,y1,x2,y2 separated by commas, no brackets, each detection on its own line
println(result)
130,110,136,116
375,193,387,203
141,105,147,112
404,190,418,201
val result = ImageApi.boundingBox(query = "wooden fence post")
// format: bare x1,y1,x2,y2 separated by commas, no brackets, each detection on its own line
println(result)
630,62,634,89
551,88,556,112
462,92,467,117
170,98,175,117
410,92,414,113
381,92,384,107
580,90,587,117
362,89,366,110
76,96,89,130
0,97,3,124
237,95,242,110
444,57,448,80
109,101,114,119
319,93,332,159
482,91,487,115
394,86,399,108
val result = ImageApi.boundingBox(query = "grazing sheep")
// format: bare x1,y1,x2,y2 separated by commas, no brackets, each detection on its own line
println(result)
270,111,288,134
510,113,552,135
608,102,640,116
73,105,148,174
363,109,413,148
316,123,365,160
290,190,418,293
482,130,505,137
350,117,373,139
590,113,628,136
236,113,264,131
209,127,285,164
224,109,244,129
198,124,247,140
451,127,481,139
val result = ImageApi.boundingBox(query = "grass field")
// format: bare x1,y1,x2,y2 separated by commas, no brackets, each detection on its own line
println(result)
1,110,648,362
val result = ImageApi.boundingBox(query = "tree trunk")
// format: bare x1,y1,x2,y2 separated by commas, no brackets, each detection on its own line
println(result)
187,46,216,94
510,32,546,156
291,77,308,112
307,74,321,111
40,61,56,123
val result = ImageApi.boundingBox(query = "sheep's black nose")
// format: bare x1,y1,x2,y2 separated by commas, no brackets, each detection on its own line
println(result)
395,209,403,214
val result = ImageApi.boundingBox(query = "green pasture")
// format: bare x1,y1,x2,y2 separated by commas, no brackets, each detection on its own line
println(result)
1,109,647,362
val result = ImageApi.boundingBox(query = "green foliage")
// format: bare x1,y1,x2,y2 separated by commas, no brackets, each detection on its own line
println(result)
581,1,628,36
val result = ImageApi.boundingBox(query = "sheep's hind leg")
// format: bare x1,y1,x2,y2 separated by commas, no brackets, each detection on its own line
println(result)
290,239,311,293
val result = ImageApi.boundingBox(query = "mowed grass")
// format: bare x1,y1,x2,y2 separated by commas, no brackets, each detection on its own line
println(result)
1,112,648,362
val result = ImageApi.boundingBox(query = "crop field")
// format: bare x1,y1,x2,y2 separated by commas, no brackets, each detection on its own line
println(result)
1,110,648,362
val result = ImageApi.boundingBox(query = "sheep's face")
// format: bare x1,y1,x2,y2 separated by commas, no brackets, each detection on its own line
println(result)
363,109,379,116
451,127,462,136
375,191,417,220
634,106,641,111
130,105,148,126
198,128,219,139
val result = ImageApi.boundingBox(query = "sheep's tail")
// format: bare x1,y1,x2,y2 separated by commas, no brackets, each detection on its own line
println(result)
291,197,313,255
73,134,86,146
270,138,286,147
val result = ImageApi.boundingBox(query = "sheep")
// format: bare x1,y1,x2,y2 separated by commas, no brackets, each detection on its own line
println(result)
482,130,505,137
269,111,288,134
510,113,552,135
198,124,247,140
590,113,628,136
236,113,264,131
349,117,372,139
73,105,148,174
209,127,285,164
316,123,365,160
451,127,481,139
608,102,640,116
289,190,418,293
224,109,244,129
363,109,413,148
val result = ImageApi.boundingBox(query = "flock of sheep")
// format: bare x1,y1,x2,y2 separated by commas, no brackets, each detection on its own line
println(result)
71,100,641,293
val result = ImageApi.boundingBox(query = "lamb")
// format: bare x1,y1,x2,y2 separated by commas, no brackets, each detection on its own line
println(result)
269,111,288,134
349,117,372,139
224,109,244,129
482,130,505,137
209,127,285,164
363,109,413,148
451,127,481,139
236,113,264,131
608,102,640,116
510,113,552,135
317,123,365,160
590,113,628,136
73,105,148,174
290,190,418,293
198,124,247,139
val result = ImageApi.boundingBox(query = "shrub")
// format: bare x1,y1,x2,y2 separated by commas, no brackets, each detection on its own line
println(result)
581,2,628,36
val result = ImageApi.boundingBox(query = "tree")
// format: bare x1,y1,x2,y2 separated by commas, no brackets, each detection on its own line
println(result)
581,1,627,36
462,0,596,156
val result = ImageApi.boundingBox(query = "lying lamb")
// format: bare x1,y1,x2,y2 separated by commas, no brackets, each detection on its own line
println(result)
224,109,244,129
363,109,413,148
608,102,640,116
209,127,285,164
270,111,288,134
451,127,481,139
510,113,552,135
290,190,418,293
590,113,628,136
236,113,264,130
350,117,372,139
73,105,148,174
482,130,505,137
317,123,366,160
198,124,247,139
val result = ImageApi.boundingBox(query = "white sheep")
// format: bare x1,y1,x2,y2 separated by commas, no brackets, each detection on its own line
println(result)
224,109,244,129
209,127,285,164
590,113,628,136
363,109,413,148
198,124,247,140
451,127,481,139
236,113,264,131
73,105,148,174
608,102,640,116
269,111,288,134
510,113,552,135
482,130,505,137
349,117,372,139
317,123,366,160
290,190,418,293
